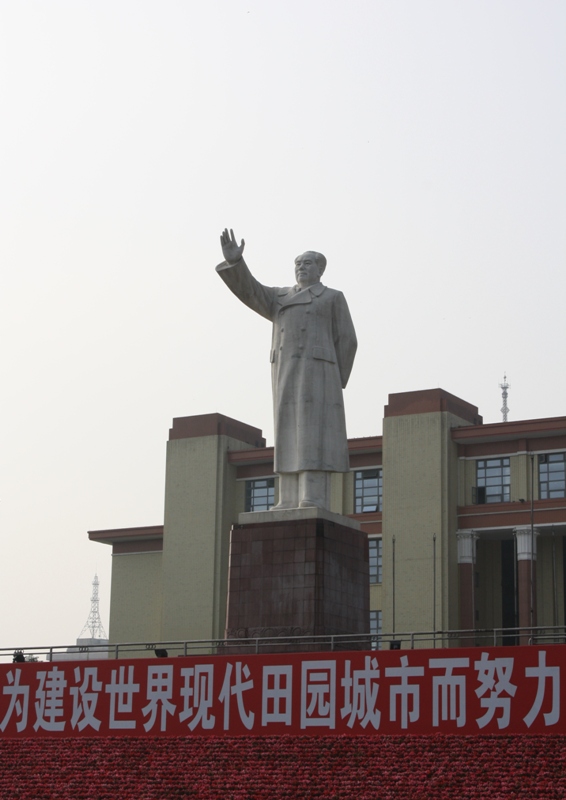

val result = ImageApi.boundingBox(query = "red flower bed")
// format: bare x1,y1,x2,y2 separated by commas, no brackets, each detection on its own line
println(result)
0,735,565,799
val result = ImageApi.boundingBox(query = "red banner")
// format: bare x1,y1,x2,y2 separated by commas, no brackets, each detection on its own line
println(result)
0,645,564,737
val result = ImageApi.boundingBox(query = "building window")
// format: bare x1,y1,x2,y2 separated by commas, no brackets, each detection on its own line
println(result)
245,478,275,512
370,609,382,650
354,468,382,513
369,537,382,584
475,458,510,504
539,453,566,499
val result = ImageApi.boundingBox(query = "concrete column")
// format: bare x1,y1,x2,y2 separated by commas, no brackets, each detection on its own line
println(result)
457,530,477,634
514,525,539,643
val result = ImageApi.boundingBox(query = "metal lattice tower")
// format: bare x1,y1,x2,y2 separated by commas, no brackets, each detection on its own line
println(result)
79,573,108,640
500,373,510,422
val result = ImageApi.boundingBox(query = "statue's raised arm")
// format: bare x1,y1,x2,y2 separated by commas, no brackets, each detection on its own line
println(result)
220,228,245,265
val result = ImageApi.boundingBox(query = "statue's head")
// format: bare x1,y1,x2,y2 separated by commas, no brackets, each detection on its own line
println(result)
294,251,326,288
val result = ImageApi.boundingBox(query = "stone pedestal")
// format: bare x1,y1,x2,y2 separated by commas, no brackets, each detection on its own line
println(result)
225,511,369,652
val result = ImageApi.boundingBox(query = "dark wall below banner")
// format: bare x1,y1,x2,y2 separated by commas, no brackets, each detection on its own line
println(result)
1,734,566,799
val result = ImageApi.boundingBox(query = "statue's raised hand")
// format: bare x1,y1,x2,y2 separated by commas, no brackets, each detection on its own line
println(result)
220,228,245,265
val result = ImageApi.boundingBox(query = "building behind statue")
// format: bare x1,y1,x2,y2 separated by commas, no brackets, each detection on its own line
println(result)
89,387,566,650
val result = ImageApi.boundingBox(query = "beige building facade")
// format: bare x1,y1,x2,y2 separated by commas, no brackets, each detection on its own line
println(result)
90,388,566,650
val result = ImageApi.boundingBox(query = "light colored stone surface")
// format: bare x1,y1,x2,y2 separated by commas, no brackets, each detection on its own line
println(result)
238,506,361,530
381,409,466,638
109,551,163,651
160,432,254,643
217,229,357,511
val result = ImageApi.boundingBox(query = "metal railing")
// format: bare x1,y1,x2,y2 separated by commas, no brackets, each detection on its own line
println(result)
2,625,566,664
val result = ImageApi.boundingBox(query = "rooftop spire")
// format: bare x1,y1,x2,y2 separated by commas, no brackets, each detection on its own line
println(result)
499,373,510,422
78,573,108,640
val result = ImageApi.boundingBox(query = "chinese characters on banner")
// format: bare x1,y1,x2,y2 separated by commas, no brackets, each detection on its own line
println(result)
0,646,562,737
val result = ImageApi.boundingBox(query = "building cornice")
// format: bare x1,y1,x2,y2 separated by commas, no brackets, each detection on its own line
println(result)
452,416,566,446
88,525,164,548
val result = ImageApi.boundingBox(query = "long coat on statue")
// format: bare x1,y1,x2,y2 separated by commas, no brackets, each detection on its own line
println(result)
216,257,357,474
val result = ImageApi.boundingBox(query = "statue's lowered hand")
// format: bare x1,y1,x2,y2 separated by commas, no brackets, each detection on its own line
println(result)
220,228,245,265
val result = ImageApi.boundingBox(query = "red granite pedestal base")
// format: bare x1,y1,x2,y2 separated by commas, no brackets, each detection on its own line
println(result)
224,516,369,652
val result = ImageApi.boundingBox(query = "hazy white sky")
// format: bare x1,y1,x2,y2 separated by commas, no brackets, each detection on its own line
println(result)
0,0,564,650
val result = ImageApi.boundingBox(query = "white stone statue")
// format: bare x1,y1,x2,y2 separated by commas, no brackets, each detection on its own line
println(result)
217,228,357,511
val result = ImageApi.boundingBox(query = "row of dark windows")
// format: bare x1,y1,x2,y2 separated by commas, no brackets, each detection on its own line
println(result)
473,453,566,504
245,469,383,513
244,454,566,513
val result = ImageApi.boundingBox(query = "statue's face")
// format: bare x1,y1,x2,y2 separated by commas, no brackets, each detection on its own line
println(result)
294,252,322,288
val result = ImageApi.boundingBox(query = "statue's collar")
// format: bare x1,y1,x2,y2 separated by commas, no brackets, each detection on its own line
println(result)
277,282,326,305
